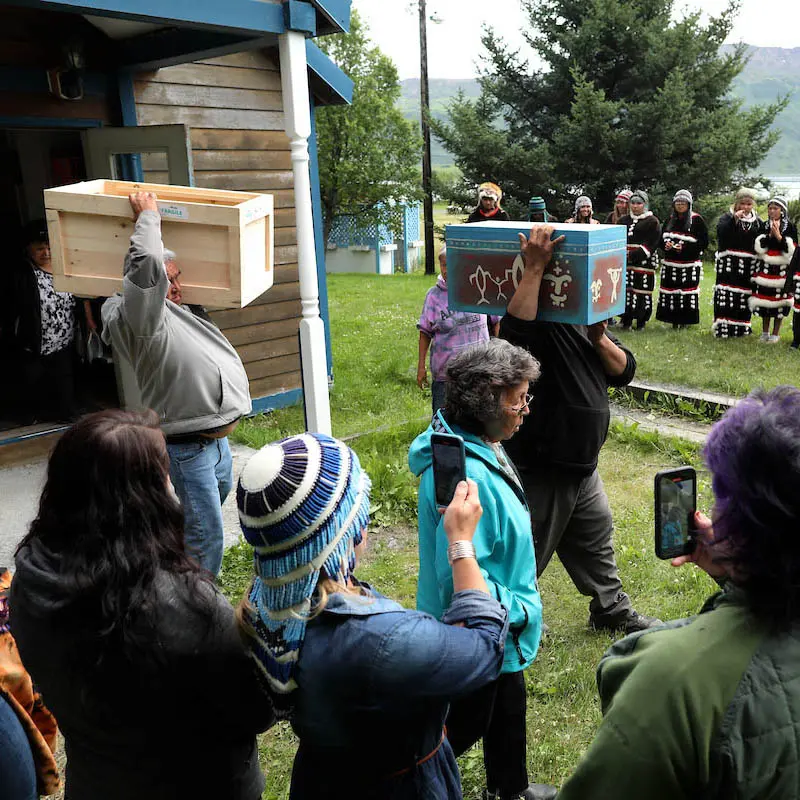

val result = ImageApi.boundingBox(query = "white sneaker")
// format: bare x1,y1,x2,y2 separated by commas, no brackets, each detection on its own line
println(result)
768,334,781,343
760,333,770,341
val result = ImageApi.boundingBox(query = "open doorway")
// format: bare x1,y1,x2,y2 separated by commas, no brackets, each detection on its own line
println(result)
0,127,119,435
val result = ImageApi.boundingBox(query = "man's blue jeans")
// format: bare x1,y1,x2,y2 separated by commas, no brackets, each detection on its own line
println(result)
167,437,233,577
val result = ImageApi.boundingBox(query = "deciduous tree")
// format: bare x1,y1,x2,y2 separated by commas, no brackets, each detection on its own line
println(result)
316,12,422,248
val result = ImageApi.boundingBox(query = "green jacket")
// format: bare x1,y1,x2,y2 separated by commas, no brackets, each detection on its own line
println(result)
558,589,800,799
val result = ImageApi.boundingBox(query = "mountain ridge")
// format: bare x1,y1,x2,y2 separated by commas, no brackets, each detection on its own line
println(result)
399,45,800,174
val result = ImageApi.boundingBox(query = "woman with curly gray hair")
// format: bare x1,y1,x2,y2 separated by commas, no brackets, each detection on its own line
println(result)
409,338,554,800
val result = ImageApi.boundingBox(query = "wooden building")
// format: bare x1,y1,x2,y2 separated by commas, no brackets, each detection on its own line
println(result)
0,0,351,465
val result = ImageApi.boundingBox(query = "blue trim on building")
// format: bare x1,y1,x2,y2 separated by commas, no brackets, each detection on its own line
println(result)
0,115,104,129
4,0,285,35
306,40,353,106
310,0,351,34
0,424,67,448
308,97,333,376
251,387,304,414
284,0,316,35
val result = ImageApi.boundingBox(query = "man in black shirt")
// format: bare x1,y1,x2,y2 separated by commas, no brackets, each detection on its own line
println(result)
500,225,661,634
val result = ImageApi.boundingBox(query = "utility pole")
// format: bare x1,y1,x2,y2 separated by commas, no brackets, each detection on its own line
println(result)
419,0,435,275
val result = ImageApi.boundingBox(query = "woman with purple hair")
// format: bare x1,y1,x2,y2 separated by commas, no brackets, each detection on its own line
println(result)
558,386,800,799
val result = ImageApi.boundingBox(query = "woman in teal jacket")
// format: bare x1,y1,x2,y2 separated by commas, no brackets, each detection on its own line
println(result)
409,338,551,800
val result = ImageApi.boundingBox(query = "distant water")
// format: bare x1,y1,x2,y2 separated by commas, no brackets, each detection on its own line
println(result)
765,178,800,200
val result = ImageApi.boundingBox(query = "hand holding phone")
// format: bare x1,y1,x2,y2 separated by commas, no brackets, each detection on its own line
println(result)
443,479,482,543
432,433,467,511
654,467,697,559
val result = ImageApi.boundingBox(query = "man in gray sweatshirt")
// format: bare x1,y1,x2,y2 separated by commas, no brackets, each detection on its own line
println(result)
103,192,251,575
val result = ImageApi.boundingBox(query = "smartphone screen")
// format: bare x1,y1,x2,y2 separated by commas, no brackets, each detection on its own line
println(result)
432,434,466,509
655,468,697,559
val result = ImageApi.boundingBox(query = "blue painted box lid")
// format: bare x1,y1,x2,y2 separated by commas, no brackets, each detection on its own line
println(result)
445,221,627,325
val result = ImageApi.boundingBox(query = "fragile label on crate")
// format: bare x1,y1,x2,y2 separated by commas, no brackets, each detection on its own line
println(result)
159,203,190,221
241,199,270,225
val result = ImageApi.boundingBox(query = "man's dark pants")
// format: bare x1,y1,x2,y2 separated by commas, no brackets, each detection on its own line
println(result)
519,466,631,621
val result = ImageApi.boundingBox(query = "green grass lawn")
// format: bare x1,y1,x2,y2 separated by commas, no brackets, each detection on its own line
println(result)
607,262,800,396
224,267,736,799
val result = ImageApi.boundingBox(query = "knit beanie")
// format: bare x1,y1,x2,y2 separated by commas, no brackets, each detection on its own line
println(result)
237,433,372,701
573,195,592,218
529,196,547,212
735,187,757,203
630,190,649,208
478,182,502,203
768,196,788,217
616,189,633,203
673,189,693,206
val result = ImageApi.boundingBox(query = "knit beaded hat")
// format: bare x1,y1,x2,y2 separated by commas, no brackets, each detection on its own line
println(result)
616,189,633,201
673,189,693,206
768,196,789,217
573,195,592,219
529,196,547,212
673,189,693,215
528,196,550,222
478,182,502,203
237,433,372,702
630,189,649,208
735,187,757,203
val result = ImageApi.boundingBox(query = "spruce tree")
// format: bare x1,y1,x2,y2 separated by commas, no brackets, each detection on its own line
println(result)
435,0,785,218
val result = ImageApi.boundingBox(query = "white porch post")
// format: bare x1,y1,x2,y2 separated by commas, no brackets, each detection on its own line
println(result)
279,30,332,435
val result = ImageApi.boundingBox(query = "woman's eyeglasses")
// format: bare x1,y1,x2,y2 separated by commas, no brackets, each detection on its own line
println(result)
504,393,533,416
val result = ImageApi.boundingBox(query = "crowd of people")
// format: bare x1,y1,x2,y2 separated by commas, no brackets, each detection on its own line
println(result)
3,191,800,800
456,183,800,343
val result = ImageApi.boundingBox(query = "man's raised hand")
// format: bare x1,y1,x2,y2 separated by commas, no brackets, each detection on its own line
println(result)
129,191,159,221
517,224,565,272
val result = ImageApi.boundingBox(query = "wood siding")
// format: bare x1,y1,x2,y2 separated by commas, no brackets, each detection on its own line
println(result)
134,51,303,401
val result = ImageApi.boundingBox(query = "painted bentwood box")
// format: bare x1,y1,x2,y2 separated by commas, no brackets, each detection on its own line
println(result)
445,222,627,325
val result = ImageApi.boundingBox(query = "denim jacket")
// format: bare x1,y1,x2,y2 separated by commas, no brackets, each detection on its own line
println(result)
289,585,509,799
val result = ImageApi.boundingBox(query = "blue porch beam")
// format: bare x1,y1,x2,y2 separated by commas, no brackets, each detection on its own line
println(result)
309,0,350,34
284,0,316,36
305,40,353,106
3,0,285,36
117,29,264,72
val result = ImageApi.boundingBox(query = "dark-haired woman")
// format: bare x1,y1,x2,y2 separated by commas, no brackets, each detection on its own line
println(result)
10,410,274,800
565,196,600,225
236,433,512,800
712,188,762,338
656,190,708,328
620,191,661,330
559,385,800,799
750,197,796,342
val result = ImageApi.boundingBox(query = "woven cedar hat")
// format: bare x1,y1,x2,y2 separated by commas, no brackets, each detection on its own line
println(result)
237,433,371,700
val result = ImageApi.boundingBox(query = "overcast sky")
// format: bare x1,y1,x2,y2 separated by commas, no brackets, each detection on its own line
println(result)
352,0,800,80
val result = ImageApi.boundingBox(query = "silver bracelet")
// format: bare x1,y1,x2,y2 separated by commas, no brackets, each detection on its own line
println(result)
447,540,477,565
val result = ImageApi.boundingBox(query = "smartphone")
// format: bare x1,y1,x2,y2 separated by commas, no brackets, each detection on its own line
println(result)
654,467,697,559
431,433,467,510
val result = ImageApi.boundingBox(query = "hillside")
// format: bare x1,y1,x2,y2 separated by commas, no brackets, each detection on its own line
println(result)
400,46,800,174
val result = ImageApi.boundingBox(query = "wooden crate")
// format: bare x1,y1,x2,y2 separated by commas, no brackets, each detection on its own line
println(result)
44,179,274,309
445,221,627,325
